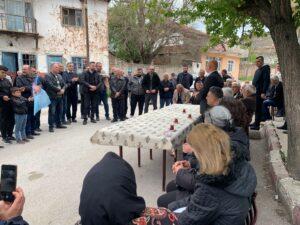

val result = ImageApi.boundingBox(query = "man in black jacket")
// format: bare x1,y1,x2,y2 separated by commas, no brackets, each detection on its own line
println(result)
110,69,127,122
262,75,284,121
15,65,38,139
199,60,224,115
221,69,232,82
142,66,160,113
81,62,102,125
63,62,79,123
177,65,193,90
44,63,66,132
0,65,14,144
251,56,270,130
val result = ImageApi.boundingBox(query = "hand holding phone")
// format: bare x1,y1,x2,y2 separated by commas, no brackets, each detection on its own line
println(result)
0,187,25,221
0,165,17,202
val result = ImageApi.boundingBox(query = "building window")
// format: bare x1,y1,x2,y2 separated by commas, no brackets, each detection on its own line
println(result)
22,54,36,68
72,57,85,73
62,7,83,27
47,55,62,71
227,60,234,73
205,57,221,71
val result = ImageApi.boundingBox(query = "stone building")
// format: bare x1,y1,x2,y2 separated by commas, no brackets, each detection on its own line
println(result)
0,0,109,74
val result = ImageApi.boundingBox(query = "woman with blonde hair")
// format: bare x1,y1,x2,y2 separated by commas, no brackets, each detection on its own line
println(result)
169,123,257,225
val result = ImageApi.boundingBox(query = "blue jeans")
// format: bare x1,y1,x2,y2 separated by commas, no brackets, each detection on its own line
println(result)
99,92,109,118
160,98,172,108
48,98,63,128
15,114,27,141
262,99,276,121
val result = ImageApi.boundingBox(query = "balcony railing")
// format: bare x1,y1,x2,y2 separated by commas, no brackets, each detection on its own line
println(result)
0,13,37,34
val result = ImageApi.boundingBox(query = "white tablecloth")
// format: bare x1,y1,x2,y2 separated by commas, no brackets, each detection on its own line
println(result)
91,104,201,150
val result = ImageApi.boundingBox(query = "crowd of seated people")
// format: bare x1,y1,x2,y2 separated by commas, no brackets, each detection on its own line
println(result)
77,82,258,225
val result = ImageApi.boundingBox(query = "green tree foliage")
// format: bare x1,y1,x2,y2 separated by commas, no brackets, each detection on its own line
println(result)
173,0,300,179
109,0,179,64
171,0,299,47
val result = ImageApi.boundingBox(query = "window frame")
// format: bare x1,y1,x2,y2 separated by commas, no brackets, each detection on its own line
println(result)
71,56,86,73
22,53,36,68
61,6,83,28
227,60,234,73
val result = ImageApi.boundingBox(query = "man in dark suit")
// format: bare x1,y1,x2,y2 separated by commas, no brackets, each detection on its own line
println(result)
62,62,79,123
80,62,102,125
43,63,66,132
199,60,224,115
177,64,194,90
262,75,284,121
251,56,270,130
142,66,160,113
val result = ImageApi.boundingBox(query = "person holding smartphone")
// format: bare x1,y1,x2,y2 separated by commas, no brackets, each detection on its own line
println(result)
0,187,28,225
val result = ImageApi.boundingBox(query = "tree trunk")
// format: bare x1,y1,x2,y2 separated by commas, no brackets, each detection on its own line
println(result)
269,23,300,179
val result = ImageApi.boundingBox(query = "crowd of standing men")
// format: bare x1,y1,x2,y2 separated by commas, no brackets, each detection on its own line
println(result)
0,55,285,148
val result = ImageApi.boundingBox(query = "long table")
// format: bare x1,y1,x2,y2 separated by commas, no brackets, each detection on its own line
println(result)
91,104,201,191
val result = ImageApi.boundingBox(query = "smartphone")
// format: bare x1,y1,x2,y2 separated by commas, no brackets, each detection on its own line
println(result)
0,165,17,202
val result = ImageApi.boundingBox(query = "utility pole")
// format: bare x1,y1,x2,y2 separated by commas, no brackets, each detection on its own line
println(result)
83,0,90,63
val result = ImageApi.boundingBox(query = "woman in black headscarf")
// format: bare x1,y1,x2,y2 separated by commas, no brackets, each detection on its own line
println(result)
79,152,146,225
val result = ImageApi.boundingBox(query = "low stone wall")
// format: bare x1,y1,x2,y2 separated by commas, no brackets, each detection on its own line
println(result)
263,121,300,225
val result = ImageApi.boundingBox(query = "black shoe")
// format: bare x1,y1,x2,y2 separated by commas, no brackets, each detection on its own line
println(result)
106,117,111,121
23,139,30,142
96,117,100,121
27,135,34,139
83,120,87,125
49,127,54,133
8,136,16,141
91,119,97,123
32,132,40,136
35,128,42,132
120,118,125,121
0,145,4,148
72,119,77,123
56,125,67,129
62,121,68,125
3,139,11,144
111,119,118,123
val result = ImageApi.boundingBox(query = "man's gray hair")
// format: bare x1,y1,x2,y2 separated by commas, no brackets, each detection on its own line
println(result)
50,62,60,69
205,105,233,128
222,87,233,97
271,75,279,82
244,84,256,95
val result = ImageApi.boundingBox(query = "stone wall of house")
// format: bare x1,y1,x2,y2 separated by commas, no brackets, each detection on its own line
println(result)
0,0,109,73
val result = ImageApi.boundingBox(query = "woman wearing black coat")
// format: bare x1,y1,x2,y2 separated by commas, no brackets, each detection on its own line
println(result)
169,124,257,225
160,73,174,108
157,105,251,208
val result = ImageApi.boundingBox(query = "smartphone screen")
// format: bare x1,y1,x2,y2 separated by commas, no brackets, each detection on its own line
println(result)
0,165,17,202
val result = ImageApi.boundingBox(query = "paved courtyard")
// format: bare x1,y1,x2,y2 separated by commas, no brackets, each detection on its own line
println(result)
0,105,292,225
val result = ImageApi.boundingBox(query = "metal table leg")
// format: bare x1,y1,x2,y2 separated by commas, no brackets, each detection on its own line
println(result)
174,149,178,162
119,146,123,158
138,147,141,167
162,149,166,191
